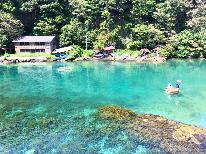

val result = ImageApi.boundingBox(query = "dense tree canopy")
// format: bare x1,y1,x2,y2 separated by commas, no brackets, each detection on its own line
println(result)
0,12,24,48
60,19,86,47
0,0,206,58
187,1,206,31
128,24,166,50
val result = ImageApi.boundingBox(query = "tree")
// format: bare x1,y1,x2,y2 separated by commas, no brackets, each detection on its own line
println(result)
153,0,190,32
187,1,206,31
33,1,71,35
93,27,121,49
159,29,206,58
127,24,166,50
132,0,156,22
60,19,86,47
0,12,24,48
0,1,16,14
70,0,89,22
93,10,121,49
33,19,56,35
107,0,133,25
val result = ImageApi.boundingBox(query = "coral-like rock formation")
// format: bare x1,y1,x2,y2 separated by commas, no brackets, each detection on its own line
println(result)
96,106,206,153
96,106,136,121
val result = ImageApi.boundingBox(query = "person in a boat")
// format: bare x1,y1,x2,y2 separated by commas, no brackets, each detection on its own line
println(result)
167,83,173,89
176,80,181,89
165,81,181,94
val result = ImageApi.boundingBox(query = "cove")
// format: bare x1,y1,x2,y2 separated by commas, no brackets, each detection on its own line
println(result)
0,60,206,153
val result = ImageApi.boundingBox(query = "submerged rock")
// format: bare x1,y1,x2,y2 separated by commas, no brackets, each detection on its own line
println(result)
96,106,206,153
96,106,136,121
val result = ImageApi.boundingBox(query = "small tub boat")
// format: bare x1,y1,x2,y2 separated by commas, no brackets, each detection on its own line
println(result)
164,88,179,94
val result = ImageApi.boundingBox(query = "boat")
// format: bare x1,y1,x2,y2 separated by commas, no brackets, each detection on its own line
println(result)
164,88,179,94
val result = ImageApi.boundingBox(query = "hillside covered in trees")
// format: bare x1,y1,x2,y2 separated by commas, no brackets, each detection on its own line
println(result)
0,0,206,58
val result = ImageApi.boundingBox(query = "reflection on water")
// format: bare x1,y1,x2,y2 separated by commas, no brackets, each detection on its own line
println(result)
0,60,206,153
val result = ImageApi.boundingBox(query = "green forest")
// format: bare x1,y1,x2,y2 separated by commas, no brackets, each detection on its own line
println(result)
0,0,206,58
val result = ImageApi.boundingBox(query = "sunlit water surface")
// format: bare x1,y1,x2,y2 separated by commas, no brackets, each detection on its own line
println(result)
0,60,206,153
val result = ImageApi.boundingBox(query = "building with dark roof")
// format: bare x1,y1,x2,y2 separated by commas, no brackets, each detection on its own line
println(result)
12,36,56,54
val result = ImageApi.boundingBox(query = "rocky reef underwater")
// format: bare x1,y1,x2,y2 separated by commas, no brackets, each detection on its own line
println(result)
95,106,206,153
1,101,206,153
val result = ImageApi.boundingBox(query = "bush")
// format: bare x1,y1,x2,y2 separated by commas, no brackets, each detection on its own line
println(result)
159,45,175,58
4,53,10,57
67,45,84,58
67,45,95,58
113,49,140,58
127,41,142,50
81,50,94,58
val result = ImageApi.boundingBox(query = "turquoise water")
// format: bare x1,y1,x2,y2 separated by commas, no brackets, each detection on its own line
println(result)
0,60,206,153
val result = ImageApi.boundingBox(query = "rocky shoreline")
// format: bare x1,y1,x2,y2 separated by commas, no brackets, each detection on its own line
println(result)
95,106,206,153
0,56,48,64
0,55,166,64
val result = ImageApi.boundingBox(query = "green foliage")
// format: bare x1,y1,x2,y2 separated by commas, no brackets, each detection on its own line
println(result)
70,0,88,21
67,45,84,58
160,30,206,58
173,30,194,58
115,49,140,57
20,0,40,12
132,0,156,21
60,20,86,48
158,44,176,58
82,50,95,58
33,20,56,35
93,22,121,49
98,10,125,50
33,2,70,35
187,2,206,31
66,45,94,58
129,24,166,50
107,0,133,24
127,41,142,50
153,0,190,31
0,1,16,13
3,53,10,58
0,12,24,48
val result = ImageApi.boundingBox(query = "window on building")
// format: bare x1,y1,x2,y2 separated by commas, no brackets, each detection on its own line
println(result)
34,42,46,46
20,49,45,53
20,42,29,46
40,49,45,52
20,49,26,52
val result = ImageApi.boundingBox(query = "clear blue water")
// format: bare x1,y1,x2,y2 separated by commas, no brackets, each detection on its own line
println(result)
0,60,206,153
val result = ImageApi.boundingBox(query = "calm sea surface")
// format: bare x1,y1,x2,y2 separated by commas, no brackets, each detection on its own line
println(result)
0,60,206,153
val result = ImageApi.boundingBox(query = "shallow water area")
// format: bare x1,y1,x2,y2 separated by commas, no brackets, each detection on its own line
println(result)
0,60,206,153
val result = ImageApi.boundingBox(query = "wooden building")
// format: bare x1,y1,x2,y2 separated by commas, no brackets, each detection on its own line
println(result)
12,36,56,54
